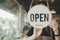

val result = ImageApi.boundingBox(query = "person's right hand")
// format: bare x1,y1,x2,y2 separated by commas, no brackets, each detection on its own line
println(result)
33,27,42,38
23,27,42,40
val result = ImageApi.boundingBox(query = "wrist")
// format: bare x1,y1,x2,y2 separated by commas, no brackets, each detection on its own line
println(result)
32,34,36,38
53,29,59,35
30,34,37,40
53,28,58,31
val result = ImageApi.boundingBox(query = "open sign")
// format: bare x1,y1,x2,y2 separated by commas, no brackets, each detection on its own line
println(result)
27,4,52,28
30,13,49,22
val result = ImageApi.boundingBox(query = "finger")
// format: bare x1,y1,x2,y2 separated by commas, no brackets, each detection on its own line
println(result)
49,21,58,26
50,22,58,27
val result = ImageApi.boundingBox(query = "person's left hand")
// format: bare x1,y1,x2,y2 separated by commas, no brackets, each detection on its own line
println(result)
49,20,58,31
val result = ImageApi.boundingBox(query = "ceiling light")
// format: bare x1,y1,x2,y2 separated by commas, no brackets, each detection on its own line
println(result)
51,9,56,14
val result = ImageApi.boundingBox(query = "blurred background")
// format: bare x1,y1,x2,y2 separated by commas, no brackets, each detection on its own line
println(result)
0,0,60,40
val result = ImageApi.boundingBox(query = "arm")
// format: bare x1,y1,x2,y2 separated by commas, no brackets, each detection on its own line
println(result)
49,20,59,40
23,28,42,40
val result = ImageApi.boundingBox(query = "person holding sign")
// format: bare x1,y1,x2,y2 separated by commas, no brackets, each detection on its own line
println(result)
23,20,60,40
22,4,60,40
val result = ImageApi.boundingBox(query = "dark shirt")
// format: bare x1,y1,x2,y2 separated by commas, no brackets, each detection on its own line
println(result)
26,26,60,40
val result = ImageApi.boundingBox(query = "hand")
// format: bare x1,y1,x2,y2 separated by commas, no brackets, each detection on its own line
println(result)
33,27,42,38
49,20,58,31
23,28,42,40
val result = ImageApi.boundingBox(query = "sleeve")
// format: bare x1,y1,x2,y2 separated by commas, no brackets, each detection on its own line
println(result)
26,27,34,37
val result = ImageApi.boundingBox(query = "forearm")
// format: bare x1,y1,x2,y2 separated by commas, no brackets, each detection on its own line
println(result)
55,36,60,40
23,35,36,40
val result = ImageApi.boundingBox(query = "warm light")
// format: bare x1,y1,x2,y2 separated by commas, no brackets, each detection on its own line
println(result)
51,9,56,14
39,0,42,1
51,0,55,3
